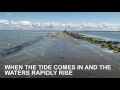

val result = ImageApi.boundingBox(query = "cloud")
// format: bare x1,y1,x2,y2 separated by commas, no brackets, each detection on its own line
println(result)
0,19,120,31
6,13,12,16
18,21,33,28
0,20,9,24
19,21,32,25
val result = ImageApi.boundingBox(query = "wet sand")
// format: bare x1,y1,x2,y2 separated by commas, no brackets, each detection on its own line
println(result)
0,32,120,78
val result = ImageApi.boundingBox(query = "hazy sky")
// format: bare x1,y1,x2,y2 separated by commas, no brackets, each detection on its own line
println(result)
0,12,120,30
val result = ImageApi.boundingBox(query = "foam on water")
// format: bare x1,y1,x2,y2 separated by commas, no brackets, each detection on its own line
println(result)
102,48,114,53
47,32,57,37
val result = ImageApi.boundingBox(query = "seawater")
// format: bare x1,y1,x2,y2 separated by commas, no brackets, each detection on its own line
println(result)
0,30,55,58
72,31,120,42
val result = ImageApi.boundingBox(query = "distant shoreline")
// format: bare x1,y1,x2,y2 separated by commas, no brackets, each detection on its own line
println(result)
72,31,120,32
0,30,120,32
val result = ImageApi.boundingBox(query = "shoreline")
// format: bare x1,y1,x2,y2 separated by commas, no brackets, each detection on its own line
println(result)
64,31,120,53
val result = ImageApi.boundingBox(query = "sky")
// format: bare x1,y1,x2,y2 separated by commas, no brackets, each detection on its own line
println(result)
1,12,120,31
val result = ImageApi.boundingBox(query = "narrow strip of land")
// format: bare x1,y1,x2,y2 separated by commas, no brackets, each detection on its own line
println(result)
0,31,120,78
48,32,74,39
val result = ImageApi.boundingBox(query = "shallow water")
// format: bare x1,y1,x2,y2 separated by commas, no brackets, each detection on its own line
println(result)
0,30,53,56
0,30,120,78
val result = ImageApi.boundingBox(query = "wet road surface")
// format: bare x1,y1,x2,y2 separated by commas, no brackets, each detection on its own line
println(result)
0,32,120,78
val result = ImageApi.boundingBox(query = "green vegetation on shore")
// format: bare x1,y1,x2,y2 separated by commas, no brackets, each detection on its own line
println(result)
64,31,120,53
